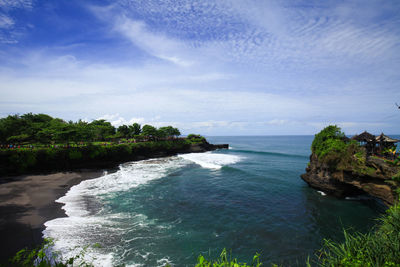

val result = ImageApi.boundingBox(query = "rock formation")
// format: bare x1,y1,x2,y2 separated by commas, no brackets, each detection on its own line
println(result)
301,152,399,206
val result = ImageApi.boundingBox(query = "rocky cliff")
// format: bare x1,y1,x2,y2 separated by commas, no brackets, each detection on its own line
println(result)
301,152,400,206
301,125,400,206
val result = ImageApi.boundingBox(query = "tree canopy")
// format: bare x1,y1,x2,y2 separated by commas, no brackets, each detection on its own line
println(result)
0,113,181,144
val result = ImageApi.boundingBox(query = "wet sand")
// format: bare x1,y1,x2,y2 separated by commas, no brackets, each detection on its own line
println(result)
0,171,104,265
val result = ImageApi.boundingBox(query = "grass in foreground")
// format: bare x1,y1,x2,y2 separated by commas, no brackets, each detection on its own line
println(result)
193,249,262,267
318,202,400,266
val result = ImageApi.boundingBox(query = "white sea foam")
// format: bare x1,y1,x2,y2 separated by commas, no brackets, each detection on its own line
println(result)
43,156,191,266
44,153,241,266
178,152,242,169
317,191,327,196
157,257,172,267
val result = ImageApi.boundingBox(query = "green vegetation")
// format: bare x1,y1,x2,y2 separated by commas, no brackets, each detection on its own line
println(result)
10,245,262,267
318,202,400,266
9,238,93,267
0,113,181,145
311,125,347,159
386,156,400,167
393,171,400,182
0,139,194,175
194,249,262,267
311,125,365,171
186,134,207,144
0,114,212,176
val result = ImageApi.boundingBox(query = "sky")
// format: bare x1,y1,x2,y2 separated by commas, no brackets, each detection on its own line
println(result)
0,0,399,135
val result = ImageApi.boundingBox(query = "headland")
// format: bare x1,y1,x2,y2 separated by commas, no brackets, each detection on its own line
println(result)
301,126,400,206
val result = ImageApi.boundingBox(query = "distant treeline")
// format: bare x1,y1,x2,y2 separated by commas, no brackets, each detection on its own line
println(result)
0,140,194,176
0,113,181,144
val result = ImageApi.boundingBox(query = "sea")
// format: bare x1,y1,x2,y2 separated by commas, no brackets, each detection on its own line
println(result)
43,136,385,266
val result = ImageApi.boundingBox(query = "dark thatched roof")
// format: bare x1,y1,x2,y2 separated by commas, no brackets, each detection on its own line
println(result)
352,131,375,142
375,133,400,143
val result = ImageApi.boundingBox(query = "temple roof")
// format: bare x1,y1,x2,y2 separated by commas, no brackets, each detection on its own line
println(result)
375,133,400,143
352,131,375,142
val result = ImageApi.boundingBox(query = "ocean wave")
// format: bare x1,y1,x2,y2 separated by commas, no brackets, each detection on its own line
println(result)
229,149,308,159
43,156,192,266
178,152,242,169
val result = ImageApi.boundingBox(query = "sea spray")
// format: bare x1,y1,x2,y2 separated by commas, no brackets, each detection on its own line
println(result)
178,152,242,169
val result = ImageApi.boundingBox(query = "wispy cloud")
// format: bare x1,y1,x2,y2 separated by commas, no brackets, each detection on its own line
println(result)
0,0,33,43
0,13,13,28
97,0,400,72
0,0,33,9
115,17,194,66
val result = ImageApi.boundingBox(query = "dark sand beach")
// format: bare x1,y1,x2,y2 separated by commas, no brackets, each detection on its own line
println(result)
0,171,104,264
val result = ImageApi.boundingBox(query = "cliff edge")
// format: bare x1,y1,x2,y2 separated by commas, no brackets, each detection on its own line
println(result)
301,126,400,206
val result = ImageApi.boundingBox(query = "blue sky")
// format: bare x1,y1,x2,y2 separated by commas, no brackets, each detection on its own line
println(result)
0,0,399,135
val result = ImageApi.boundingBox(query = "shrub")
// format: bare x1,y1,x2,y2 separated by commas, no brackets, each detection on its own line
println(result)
186,134,206,144
311,126,364,170
311,125,346,159
318,202,400,266
393,171,400,182
194,249,262,267
10,239,94,267
68,150,83,160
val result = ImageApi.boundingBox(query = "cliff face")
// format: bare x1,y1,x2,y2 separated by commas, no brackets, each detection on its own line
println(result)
301,153,399,206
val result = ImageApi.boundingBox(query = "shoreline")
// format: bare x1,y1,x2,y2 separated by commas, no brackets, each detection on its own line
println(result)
0,142,229,265
0,170,105,264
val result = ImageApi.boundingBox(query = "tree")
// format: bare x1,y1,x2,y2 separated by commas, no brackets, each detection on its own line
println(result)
129,123,141,136
117,125,130,138
157,126,180,138
90,120,116,141
0,115,26,143
141,125,157,138
75,120,94,141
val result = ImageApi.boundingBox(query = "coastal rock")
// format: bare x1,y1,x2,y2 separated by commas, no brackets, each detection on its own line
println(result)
186,143,229,153
301,153,399,206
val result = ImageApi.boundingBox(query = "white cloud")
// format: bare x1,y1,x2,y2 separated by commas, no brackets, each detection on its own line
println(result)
265,119,289,126
114,16,194,67
0,0,33,43
0,0,33,9
0,14,14,28
0,48,399,135
97,114,145,127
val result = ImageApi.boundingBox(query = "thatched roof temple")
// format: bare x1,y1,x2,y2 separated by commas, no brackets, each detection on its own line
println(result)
352,131,375,142
352,132,399,157
375,133,400,143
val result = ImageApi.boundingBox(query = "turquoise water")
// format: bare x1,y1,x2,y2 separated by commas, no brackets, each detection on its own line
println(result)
44,136,383,266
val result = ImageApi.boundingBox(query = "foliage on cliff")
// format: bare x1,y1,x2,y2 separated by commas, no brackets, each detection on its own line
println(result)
318,202,400,266
186,134,207,144
0,140,193,176
311,125,363,170
312,125,346,158
310,126,400,180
